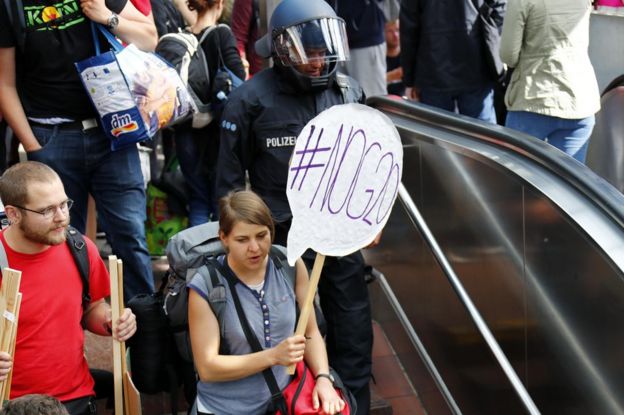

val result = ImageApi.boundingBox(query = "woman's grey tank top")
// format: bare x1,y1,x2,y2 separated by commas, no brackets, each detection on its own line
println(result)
188,255,296,414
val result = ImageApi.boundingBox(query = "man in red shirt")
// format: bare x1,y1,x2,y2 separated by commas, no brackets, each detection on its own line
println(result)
0,161,137,415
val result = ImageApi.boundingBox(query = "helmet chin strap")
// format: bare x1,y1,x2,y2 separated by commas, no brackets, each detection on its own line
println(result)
276,60,338,93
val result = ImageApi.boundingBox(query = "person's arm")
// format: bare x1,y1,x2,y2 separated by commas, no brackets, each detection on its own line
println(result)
387,66,403,83
80,0,157,51
219,27,246,80
295,260,346,414
0,48,41,152
188,288,305,382
173,0,197,26
399,0,420,94
491,0,507,33
216,96,252,200
82,299,137,341
230,0,253,74
499,0,525,68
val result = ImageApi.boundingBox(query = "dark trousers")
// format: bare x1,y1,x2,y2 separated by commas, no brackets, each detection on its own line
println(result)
304,250,372,415
62,396,96,415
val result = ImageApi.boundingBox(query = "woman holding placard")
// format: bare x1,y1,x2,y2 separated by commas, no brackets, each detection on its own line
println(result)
187,190,346,414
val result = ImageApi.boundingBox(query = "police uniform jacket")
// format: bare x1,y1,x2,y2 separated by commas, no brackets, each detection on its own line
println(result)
216,67,365,223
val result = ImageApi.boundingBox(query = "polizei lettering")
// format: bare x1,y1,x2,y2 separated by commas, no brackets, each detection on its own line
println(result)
266,136,296,148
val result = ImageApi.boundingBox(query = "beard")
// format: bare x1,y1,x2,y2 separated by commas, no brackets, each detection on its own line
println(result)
19,218,69,246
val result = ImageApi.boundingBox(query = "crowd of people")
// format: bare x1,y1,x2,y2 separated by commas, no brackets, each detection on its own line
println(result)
0,0,613,414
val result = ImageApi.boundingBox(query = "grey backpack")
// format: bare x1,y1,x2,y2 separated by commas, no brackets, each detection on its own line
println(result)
162,221,296,362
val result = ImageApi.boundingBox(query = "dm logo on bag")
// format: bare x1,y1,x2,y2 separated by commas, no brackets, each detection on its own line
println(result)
110,113,139,137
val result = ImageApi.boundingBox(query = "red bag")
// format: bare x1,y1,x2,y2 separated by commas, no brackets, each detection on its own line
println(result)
277,361,353,415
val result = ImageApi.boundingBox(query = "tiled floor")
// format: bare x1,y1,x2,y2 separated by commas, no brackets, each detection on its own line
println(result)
371,321,426,415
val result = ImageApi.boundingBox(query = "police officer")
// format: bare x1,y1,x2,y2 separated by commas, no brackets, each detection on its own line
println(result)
215,0,372,412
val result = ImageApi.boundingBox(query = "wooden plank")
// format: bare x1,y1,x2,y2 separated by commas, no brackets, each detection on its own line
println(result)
117,260,129,414
0,269,21,346
115,259,142,415
123,372,142,415
109,256,123,415
3,293,21,402
0,269,21,399
287,253,325,375
86,195,97,242
117,260,127,377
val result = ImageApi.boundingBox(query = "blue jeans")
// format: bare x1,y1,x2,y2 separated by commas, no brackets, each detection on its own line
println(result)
420,85,497,124
28,124,154,300
505,111,596,163
175,125,218,226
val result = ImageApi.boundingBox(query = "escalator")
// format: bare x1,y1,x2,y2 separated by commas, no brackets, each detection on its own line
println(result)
365,97,624,414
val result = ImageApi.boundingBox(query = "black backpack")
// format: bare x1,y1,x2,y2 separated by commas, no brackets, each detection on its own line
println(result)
150,0,185,37
162,221,297,361
127,222,298,412
155,26,220,129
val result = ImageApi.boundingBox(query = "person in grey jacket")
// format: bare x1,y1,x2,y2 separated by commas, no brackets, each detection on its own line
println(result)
400,0,505,124
500,0,600,163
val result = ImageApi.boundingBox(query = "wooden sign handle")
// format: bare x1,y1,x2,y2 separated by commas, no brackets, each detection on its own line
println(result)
287,253,325,375
109,256,124,415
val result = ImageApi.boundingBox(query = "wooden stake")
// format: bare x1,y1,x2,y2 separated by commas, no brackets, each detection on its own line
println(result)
109,256,124,415
115,259,141,415
287,253,325,375
86,195,97,242
0,269,21,400
123,372,142,415
3,293,21,402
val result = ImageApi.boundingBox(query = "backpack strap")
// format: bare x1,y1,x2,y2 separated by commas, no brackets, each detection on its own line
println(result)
213,257,288,413
269,245,296,291
194,25,219,102
201,249,297,356
0,227,90,309
65,226,91,310
197,24,219,45
200,258,231,354
0,237,8,274
199,24,228,73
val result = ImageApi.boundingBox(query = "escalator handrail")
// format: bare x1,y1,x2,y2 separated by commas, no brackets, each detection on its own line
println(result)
398,183,541,415
368,96,624,230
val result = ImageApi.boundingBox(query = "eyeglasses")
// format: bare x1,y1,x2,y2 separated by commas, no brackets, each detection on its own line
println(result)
13,199,74,219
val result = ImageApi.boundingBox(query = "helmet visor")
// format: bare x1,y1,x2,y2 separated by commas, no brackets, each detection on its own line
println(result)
273,17,349,66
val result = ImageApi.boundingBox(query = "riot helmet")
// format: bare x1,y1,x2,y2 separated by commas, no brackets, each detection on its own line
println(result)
255,0,349,92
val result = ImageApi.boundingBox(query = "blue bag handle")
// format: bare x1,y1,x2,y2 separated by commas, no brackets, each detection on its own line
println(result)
90,22,124,55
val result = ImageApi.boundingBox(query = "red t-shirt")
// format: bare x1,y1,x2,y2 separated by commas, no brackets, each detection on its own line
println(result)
130,0,152,16
0,232,110,401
